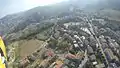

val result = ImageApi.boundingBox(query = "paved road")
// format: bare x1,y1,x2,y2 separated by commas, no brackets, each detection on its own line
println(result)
87,20,109,66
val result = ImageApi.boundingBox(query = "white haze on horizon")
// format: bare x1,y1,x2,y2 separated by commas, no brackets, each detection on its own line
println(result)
0,0,98,18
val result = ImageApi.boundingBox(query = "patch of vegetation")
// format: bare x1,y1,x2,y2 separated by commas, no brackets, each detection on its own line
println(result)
20,23,54,40
56,40,70,51
7,42,20,68
35,27,53,41
48,36,71,53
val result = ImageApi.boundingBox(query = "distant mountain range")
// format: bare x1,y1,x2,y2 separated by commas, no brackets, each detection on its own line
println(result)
0,2,69,33
0,0,120,41
0,0,82,42
86,0,120,10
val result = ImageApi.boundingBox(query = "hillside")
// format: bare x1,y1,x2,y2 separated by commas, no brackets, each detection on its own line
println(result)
0,0,82,41
0,0,120,68
84,0,120,21
0,1,83,67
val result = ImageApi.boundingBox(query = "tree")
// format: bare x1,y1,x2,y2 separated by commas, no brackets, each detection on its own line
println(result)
57,41,70,50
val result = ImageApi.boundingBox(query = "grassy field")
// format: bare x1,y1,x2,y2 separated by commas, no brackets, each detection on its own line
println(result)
7,39,44,68
19,39,44,59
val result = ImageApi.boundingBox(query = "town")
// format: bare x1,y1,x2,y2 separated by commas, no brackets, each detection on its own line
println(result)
19,12,120,68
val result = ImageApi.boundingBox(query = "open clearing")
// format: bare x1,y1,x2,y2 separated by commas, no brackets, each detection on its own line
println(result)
19,39,44,59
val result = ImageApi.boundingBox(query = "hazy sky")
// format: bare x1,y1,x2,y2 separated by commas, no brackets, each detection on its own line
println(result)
0,0,68,17
0,0,98,18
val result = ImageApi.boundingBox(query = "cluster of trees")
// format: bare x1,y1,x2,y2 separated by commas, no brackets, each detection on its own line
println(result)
19,23,54,40
57,16,83,24
5,22,54,42
48,37,70,52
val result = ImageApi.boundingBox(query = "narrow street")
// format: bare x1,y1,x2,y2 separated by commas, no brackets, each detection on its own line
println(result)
87,19,109,66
